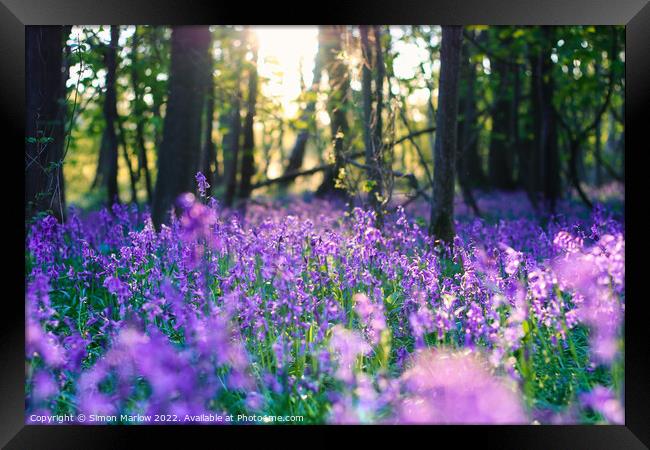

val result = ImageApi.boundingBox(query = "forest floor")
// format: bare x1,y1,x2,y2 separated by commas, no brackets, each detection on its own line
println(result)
25,184,624,424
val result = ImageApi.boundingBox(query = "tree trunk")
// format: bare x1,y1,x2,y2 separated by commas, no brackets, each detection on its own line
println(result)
539,27,560,212
527,50,543,209
456,38,481,216
618,101,624,181
511,64,521,186
201,52,216,191
526,29,560,212
360,26,383,219
214,114,231,188
373,26,385,167
568,138,593,208
149,27,165,155
106,27,138,204
604,110,617,184
429,26,463,243
488,58,515,190
108,27,138,204
223,95,242,207
117,113,138,203
238,36,259,200
25,26,67,222
317,26,350,198
152,26,211,228
594,116,602,186
94,26,120,206
465,68,484,185
130,26,153,203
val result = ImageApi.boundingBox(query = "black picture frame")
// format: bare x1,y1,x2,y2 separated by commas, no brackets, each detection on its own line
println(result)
2,0,648,448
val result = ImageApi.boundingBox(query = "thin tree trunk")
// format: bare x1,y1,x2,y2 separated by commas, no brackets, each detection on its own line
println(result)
527,49,543,209
117,116,138,203
526,28,560,212
488,57,515,190
214,114,231,188
373,26,385,165
94,26,120,205
360,26,383,219
373,26,387,221
110,27,138,204
512,64,521,186
282,37,324,185
427,89,436,172
130,26,153,203
360,26,373,196
152,26,211,228
150,27,165,155
317,26,350,198
604,110,617,185
618,100,624,181
594,116,602,186
568,138,593,208
201,55,216,190
540,27,560,212
260,122,273,177
55,26,72,216
456,38,481,217
238,35,259,200
223,95,242,207
429,26,463,243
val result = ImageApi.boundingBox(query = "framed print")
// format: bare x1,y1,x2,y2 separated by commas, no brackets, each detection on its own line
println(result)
2,0,648,447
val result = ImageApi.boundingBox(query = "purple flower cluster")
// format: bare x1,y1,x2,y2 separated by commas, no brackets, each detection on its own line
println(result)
25,178,625,424
397,349,527,424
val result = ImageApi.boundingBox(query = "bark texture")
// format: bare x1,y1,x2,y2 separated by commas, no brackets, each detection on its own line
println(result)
429,26,463,243
25,26,68,222
152,26,211,228
93,26,120,205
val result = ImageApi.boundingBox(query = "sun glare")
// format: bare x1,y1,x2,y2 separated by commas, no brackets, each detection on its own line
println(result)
254,26,319,118
253,26,439,119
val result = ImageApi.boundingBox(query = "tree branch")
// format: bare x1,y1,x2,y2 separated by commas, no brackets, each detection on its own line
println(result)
462,29,524,68
392,126,436,146
398,181,432,208
610,104,624,125
343,156,422,197
594,150,624,182
250,164,330,190
558,28,618,143
556,29,619,210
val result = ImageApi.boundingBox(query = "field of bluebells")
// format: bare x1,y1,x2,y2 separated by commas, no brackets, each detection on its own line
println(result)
25,177,625,425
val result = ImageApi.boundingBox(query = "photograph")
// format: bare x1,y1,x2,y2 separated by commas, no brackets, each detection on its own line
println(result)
24,24,626,426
